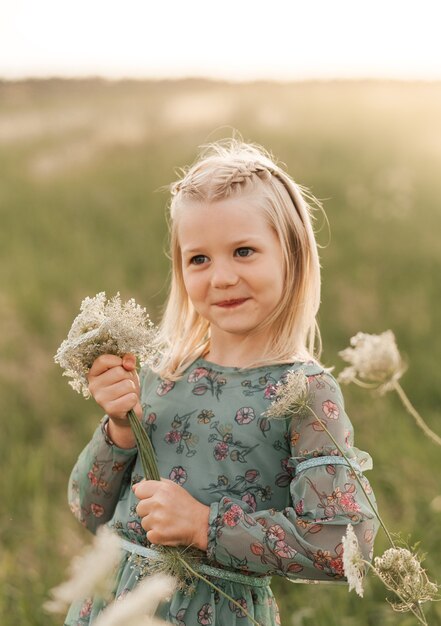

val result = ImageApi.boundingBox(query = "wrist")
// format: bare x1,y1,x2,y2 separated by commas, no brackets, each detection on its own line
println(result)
102,416,136,449
193,504,210,552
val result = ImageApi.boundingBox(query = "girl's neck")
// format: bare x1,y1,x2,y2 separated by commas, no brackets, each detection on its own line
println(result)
204,331,271,369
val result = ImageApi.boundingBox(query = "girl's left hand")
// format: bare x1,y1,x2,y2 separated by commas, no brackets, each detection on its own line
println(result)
133,479,210,551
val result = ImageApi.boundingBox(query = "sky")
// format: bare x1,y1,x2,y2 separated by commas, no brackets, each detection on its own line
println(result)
1,0,441,81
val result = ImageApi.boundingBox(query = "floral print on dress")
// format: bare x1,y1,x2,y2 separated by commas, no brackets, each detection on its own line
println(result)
275,457,296,488
209,421,259,463
322,399,340,420
142,410,158,438
157,379,175,396
305,477,363,522
127,520,143,536
198,409,215,424
310,543,344,576
171,608,186,626
211,500,312,577
164,410,199,457
302,392,346,440
87,458,111,496
235,407,255,425
257,415,272,437
241,373,279,398
169,466,188,485
229,597,248,618
90,503,104,518
204,469,272,509
197,602,213,625
187,366,227,399
223,504,245,527
308,372,336,393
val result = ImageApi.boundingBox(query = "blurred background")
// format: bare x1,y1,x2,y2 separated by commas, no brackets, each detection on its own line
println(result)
1,1,441,625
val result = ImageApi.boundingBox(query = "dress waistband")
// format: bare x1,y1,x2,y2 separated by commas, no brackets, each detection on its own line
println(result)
120,539,272,588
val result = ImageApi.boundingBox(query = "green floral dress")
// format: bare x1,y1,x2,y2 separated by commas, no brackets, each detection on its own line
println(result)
65,358,379,626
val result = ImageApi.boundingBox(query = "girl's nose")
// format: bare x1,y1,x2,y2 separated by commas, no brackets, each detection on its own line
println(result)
210,262,239,289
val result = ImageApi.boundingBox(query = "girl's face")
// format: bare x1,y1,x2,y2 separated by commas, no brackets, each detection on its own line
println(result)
178,196,285,344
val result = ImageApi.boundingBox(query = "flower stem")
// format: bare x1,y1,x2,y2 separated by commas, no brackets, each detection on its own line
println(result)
392,382,441,447
415,602,429,625
305,405,395,548
127,409,160,481
351,379,382,390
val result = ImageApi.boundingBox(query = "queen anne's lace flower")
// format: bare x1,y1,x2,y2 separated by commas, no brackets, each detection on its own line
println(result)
342,524,365,597
338,330,406,395
44,526,122,613
373,547,438,613
54,292,157,397
262,369,310,418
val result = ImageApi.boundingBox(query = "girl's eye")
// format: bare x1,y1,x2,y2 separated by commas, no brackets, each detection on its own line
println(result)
190,254,209,265
235,247,254,258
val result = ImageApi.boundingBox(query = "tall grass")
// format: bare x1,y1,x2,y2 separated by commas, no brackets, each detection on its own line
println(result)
1,78,440,625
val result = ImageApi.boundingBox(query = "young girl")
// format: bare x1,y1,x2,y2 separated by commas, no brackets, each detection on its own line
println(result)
66,139,379,625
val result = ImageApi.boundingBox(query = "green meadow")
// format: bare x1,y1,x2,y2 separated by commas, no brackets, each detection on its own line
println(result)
1,78,440,625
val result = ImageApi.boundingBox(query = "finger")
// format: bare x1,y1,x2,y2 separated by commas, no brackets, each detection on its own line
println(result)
132,479,161,499
141,518,155,538
105,393,139,417
136,496,161,520
132,399,143,421
89,354,123,377
122,353,136,371
93,377,137,405
89,365,139,390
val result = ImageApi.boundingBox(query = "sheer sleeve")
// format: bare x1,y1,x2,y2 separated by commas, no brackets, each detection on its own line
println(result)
206,371,379,581
68,421,138,533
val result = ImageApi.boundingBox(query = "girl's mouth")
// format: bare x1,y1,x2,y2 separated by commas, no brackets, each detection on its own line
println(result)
215,298,249,308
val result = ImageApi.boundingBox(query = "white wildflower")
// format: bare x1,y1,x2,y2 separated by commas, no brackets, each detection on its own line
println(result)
342,524,365,597
94,574,175,626
44,526,122,614
54,292,157,397
338,330,406,395
263,369,310,419
373,547,438,612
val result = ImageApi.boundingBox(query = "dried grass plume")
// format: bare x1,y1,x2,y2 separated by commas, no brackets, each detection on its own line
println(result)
44,526,122,614
93,574,175,626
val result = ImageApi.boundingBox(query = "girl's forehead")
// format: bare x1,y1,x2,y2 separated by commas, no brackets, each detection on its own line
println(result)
178,196,265,224
176,197,279,251
176,196,268,226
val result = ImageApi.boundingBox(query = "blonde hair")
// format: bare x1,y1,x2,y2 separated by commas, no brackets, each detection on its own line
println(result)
154,138,324,380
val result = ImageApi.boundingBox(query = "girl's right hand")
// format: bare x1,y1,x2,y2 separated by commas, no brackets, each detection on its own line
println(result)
87,353,142,448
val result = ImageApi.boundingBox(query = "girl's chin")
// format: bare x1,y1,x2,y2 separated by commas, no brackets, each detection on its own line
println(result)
210,321,261,337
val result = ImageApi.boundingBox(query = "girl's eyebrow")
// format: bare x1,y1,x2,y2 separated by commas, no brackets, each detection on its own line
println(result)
182,236,265,255
181,247,206,256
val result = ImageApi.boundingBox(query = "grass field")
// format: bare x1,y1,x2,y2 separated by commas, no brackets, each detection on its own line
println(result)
1,78,440,626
